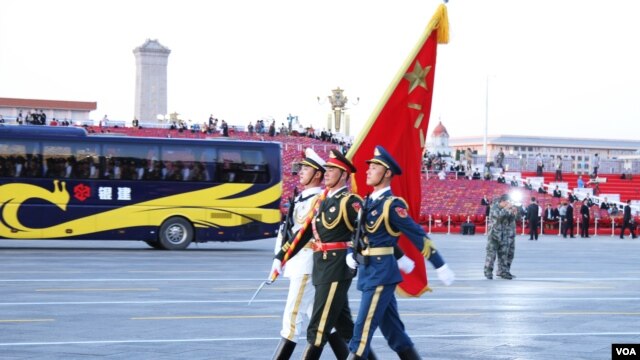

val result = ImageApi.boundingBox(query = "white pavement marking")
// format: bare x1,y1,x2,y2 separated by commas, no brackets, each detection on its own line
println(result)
1,332,639,347
1,297,639,306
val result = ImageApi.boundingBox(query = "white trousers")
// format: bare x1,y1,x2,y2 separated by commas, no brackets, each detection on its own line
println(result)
280,273,315,342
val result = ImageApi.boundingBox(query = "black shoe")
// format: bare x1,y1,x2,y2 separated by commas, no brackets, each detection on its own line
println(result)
272,338,296,360
397,346,422,360
484,272,493,280
327,332,349,360
301,344,324,360
498,273,513,280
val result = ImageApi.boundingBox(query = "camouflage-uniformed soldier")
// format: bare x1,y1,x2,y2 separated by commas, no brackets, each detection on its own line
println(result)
497,204,517,278
484,194,515,280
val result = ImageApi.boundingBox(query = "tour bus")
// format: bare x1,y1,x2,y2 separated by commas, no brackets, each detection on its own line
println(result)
0,125,282,249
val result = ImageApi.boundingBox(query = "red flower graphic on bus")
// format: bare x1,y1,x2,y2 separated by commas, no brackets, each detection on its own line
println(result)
73,184,91,202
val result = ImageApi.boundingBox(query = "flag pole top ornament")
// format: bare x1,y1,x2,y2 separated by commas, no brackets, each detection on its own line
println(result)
325,149,356,174
366,146,403,175
299,148,326,173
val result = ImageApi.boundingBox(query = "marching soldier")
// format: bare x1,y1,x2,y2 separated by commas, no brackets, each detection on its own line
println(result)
347,146,455,360
484,194,516,279
274,149,360,359
271,148,325,359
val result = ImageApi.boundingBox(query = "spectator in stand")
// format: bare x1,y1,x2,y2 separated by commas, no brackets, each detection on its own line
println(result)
510,176,519,187
524,179,533,191
0,115,4,123
481,194,490,217
497,172,506,184
620,200,637,239
471,168,481,180
495,147,505,170
537,184,546,194
221,120,229,137
554,155,563,181
579,200,590,238
50,118,58,126
592,153,600,177
544,203,559,222
535,153,544,176
577,176,584,188
553,185,562,198
600,197,610,211
132,118,139,128
465,148,473,172
584,193,594,208
247,121,254,136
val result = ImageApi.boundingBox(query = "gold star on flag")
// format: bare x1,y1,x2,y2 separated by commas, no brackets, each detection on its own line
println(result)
403,61,431,94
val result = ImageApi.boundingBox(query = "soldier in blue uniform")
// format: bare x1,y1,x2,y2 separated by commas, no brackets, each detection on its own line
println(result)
347,146,455,360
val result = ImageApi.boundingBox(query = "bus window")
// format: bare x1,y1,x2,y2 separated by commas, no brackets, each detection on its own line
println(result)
215,148,269,184
0,140,39,178
43,141,99,179
102,143,155,180
161,145,215,182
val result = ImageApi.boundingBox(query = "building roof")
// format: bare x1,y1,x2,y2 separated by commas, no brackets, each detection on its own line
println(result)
431,121,449,137
0,97,97,111
133,39,171,54
448,134,640,151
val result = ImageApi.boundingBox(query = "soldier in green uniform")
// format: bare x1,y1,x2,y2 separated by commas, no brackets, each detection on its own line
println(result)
275,149,361,359
496,201,518,279
484,194,516,280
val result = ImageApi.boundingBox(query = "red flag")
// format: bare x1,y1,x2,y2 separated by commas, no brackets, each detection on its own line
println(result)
347,4,449,297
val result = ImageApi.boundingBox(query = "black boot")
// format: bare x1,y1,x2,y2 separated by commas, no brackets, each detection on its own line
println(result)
397,346,422,360
271,337,296,360
301,343,323,360
367,349,378,360
327,332,350,360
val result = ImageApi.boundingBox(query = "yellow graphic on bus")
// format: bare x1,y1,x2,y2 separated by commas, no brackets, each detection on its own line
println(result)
0,180,281,239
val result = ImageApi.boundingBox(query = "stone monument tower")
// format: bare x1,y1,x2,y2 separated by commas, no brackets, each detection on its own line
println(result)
133,39,171,123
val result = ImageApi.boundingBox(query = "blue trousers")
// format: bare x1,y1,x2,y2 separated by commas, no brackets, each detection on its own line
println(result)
348,284,414,357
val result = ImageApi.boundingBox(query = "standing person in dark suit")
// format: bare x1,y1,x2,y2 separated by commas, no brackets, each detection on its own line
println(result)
481,194,490,217
620,200,637,239
563,201,575,238
579,200,591,238
527,197,540,240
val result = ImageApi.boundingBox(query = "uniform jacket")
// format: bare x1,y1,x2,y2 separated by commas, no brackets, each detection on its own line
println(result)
274,187,322,277
276,187,361,286
526,203,540,223
356,189,427,290
565,204,574,223
580,203,590,219
623,205,632,222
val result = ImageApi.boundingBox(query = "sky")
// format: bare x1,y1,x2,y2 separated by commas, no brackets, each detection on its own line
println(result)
1,0,640,141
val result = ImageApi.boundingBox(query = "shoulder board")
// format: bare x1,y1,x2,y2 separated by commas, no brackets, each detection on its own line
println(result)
385,196,409,210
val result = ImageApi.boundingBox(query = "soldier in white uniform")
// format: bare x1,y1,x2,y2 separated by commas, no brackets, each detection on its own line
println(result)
271,148,326,359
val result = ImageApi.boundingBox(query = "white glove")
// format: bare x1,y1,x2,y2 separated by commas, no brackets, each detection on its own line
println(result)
345,254,358,270
397,255,415,274
271,259,283,276
436,264,455,286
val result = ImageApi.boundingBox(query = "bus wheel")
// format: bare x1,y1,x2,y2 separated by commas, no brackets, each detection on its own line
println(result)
158,217,193,250
144,240,164,250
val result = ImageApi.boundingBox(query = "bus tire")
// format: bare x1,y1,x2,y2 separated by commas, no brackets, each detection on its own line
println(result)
158,217,193,250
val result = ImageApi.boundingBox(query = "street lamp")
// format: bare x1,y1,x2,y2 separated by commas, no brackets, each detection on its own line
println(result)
317,87,359,136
